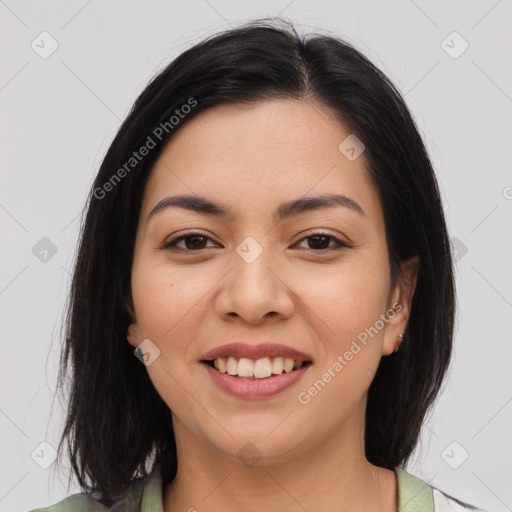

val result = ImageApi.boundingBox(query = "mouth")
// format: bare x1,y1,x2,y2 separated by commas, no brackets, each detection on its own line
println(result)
201,356,313,379
200,342,314,398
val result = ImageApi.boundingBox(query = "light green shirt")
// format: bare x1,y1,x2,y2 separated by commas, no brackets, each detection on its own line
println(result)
27,465,487,512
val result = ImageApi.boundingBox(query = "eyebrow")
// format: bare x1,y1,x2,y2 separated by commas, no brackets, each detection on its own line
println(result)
147,193,365,223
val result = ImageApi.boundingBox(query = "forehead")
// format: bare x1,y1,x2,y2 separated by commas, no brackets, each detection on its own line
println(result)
141,99,382,223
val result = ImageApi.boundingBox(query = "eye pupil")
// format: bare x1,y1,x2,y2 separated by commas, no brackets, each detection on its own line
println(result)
185,235,207,250
308,235,330,250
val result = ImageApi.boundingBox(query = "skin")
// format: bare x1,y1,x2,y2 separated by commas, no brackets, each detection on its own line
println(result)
126,98,419,511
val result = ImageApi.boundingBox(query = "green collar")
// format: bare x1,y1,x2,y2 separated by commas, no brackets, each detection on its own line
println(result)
394,466,435,512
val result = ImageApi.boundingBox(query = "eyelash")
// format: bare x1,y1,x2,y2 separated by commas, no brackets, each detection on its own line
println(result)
161,231,352,253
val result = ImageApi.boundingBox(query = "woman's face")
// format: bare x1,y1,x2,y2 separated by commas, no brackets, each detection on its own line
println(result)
127,98,418,465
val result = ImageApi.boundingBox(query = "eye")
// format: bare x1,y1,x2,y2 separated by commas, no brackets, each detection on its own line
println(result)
161,231,351,253
162,232,216,252
295,232,350,251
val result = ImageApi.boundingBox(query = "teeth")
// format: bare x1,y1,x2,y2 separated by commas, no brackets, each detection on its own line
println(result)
215,357,227,373
271,356,284,374
254,357,272,378
210,356,305,378
226,356,238,376
283,358,294,373
237,357,254,378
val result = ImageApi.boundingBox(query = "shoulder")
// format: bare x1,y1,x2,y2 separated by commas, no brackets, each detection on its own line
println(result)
432,487,493,512
25,468,160,512
394,466,493,512
27,492,109,512
26,491,143,512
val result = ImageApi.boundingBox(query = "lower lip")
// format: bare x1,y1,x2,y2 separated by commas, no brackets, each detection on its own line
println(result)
202,362,312,399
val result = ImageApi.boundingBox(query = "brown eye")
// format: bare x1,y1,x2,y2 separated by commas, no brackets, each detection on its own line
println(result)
296,233,350,251
305,235,332,250
162,231,351,253
163,233,216,251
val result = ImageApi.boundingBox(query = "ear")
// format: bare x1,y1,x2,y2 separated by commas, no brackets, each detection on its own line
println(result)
126,320,141,349
382,255,420,356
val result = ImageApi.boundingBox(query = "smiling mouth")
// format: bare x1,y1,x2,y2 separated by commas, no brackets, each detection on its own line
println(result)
201,356,313,379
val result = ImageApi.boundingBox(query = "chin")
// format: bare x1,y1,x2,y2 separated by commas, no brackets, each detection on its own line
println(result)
199,422,314,467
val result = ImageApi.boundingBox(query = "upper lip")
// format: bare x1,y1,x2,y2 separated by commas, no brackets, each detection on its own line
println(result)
201,342,313,362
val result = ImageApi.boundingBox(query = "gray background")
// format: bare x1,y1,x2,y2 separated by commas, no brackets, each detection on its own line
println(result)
1,1,511,511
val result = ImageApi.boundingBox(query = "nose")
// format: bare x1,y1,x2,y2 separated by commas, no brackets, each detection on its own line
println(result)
214,245,295,325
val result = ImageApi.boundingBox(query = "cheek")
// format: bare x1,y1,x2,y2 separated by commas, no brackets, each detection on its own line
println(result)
131,265,206,414
301,257,390,345
296,271,388,415
131,262,205,339
131,260,224,376
131,273,176,339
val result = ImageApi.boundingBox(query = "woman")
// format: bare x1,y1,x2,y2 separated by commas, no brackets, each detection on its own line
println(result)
28,18,491,512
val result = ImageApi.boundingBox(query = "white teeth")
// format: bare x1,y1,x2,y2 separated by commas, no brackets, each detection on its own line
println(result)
271,356,284,374
216,357,227,373
226,356,238,376
210,356,306,378
283,358,294,373
237,357,254,377
254,357,272,378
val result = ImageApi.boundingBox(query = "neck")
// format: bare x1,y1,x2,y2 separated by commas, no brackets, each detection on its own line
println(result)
163,403,398,512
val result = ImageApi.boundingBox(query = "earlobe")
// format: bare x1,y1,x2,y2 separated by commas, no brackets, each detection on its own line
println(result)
393,333,403,353
126,322,140,348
